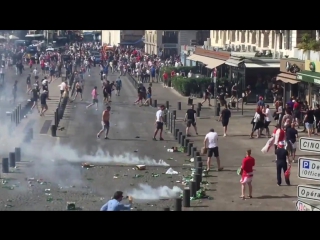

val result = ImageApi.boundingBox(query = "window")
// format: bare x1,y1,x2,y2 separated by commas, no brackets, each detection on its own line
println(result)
162,31,178,44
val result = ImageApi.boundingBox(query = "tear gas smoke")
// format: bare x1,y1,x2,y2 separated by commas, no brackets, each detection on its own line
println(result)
127,184,182,200
23,144,169,166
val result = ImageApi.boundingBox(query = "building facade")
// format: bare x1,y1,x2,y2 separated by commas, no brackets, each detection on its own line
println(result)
101,30,144,46
144,30,198,58
208,30,319,58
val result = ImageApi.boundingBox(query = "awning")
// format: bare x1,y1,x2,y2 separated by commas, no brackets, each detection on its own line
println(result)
225,58,243,67
297,70,320,84
187,54,201,61
276,73,299,84
245,63,280,68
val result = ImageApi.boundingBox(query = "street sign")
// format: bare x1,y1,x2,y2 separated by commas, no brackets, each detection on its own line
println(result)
296,200,320,211
297,185,320,202
299,137,320,153
298,157,320,181
296,200,313,211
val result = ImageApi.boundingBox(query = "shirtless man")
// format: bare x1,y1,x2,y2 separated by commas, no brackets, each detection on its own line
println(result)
97,106,111,139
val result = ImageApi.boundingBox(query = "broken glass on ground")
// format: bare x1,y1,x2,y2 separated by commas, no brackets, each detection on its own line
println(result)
132,174,143,178
151,173,160,177
82,163,95,168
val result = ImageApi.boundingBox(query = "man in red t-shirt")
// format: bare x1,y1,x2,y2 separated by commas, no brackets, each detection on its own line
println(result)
240,149,255,199
163,72,168,88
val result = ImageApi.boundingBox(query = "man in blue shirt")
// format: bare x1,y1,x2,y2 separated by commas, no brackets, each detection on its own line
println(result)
100,191,132,211
115,77,122,96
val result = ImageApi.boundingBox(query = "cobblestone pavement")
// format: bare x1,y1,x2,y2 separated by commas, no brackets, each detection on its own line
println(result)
0,69,316,211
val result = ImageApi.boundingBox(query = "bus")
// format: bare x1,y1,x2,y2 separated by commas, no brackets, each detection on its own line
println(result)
24,34,45,45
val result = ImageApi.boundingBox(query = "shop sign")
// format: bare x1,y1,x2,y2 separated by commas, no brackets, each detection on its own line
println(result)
305,60,320,73
280,59,304,74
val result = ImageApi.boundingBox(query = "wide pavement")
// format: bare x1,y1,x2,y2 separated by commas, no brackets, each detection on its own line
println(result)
1,67,316,211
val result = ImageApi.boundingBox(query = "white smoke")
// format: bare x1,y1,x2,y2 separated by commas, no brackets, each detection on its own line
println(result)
127,184,182,200
22,144,169,166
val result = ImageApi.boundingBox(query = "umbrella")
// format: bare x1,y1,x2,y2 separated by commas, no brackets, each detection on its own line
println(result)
9,35,19,40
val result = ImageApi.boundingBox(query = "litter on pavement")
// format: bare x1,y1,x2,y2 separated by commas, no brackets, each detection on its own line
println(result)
165,168,178,174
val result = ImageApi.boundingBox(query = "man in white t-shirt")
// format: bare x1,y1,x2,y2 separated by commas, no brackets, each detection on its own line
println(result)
153,105,165,141
58,81,66,97
204,128,223,171
187,70,193,78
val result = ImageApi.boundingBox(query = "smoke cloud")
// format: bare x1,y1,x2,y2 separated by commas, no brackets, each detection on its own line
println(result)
127,184,182,200
22,144,169,166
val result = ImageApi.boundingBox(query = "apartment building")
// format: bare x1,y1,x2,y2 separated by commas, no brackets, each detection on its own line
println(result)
144,30,201,58
208,30,319,58
101,30,144,46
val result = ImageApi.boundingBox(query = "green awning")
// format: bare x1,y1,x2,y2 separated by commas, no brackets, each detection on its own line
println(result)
297,70,320,84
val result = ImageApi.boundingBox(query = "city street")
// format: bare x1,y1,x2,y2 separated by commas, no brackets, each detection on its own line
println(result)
0,66,315,211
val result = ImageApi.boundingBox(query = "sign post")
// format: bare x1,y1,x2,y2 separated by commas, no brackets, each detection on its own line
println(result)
297,137,320,210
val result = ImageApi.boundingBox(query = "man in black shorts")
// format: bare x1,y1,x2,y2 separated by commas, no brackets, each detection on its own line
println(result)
218,105,231,137
184,104,198,136
31,84,40,113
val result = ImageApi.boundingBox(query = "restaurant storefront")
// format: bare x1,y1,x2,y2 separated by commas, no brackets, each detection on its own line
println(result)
276,58,304,103
225,56,280,102
186,48,230,78
296,60,320,107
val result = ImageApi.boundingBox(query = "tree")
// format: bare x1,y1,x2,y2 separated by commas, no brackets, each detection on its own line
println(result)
297,33,320,52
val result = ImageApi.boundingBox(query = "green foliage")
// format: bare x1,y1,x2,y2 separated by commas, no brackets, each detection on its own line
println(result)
159,66,230,96
297,33,320,52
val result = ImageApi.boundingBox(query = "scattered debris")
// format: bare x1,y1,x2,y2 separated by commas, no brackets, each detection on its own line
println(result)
165,168,178,175
136,165,146,170
67,202,76,210
133,174,143,178
45,189,51,193
135,136,140,138
5,204,13,208
134,150,138,152
82,163,95,168
190,158,194,163
151,173,160,177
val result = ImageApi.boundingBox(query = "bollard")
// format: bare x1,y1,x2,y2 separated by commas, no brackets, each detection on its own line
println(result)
173,117,176,136
17,106,20,123
184,138,189,148
166,112,171,129
174,198,182,211
153,99,158,108
187,97,193,105
9,152,15,168
54,109,59,126
163,207,170,211
198,102,202,111
195,151,200,157
187,142,193,156
196,108,200,117
51,124,57,137
180,135,186,151
166,101,169,110
172,110,176,120
169,112,173,132
19,104,22,120
197,161,203,169
191,147,197,158
15,147,21,162
196,167,203,182
2,158,9,173
175,128,179,140
177,102,181,110
190,181,197,197
178,132,182,144
183,188,190,207
194,174,201,191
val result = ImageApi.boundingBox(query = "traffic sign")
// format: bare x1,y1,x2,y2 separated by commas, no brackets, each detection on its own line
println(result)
297,185,320,202
299,137,320,153
298,157,320,181
296,200,320,211
296,200,313,211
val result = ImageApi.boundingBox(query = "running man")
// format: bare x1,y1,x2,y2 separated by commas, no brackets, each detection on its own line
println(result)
26,74,32,94
115,76,122,96
73,81,83,101
97,106,111,139
184,104,198,136
31,84,40,113
153,105,165,141
40,90,50,116
86,86,99,110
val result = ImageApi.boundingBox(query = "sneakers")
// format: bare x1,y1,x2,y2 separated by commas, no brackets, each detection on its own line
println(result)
223,134,227,137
